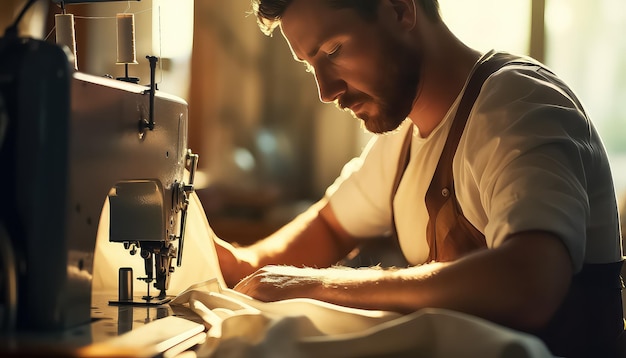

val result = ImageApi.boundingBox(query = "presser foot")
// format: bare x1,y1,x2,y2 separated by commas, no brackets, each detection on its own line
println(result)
109,276,172,306
108,269,173,305
109,293,173,306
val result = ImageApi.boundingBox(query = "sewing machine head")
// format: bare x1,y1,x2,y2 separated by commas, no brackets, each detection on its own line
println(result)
0,34,197,332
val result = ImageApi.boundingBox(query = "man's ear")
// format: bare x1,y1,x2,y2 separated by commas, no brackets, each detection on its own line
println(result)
385,0,417,31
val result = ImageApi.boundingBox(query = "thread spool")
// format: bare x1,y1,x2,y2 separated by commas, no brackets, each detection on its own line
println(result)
116,13,138,64
55,13,77,70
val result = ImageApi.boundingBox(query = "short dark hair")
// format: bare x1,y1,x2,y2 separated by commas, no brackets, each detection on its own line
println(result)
251,0,440,35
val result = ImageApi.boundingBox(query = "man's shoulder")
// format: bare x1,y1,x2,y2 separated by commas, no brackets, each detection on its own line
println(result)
476,58,580,120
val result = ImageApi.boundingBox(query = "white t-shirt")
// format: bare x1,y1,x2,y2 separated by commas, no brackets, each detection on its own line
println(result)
326,52,622,272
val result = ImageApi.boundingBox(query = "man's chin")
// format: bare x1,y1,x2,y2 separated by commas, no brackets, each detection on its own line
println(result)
348,112,373,133
362,121,386,135
360,116,404,135
346,107,404,134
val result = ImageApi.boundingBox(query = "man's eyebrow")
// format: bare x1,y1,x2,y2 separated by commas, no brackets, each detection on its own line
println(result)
307,44,321,60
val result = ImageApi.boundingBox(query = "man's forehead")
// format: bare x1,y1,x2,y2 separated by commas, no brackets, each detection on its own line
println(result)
279,0,333,39
279,0,358,60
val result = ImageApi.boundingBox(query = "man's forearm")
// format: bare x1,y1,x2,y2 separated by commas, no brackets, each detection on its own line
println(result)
218,199,358,287
250,200,354,268
235,231,573,332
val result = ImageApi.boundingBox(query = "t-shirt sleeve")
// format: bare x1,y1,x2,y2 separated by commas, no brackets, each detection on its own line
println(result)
465,65,598,271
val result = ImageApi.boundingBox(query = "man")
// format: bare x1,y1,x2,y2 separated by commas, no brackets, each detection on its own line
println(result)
214,0,624,356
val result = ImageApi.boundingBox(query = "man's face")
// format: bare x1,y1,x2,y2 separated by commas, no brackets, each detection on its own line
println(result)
280,0,421,134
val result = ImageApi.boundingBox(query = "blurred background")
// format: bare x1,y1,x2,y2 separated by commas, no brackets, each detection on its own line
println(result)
2,0,625,246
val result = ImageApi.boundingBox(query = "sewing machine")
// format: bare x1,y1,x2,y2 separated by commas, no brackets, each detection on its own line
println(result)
0,10,203,355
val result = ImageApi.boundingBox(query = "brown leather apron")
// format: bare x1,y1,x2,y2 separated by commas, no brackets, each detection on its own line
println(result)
390,52,625,357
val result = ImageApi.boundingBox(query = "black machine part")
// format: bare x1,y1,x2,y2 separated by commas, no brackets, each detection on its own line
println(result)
0,34,73,331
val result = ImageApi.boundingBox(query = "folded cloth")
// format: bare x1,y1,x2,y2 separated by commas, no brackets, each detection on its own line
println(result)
172,280,555,358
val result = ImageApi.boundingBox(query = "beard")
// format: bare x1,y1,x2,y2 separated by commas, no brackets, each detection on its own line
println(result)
343,38,421,134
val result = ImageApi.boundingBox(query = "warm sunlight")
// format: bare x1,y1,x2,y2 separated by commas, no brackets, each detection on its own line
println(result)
439,0,532,55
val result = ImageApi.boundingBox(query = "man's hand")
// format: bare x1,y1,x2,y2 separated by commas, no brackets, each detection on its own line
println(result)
213,237,257,288
234,266,324,302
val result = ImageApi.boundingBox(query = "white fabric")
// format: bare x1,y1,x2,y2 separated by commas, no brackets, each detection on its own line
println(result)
172,280,554,358
327,51,622,271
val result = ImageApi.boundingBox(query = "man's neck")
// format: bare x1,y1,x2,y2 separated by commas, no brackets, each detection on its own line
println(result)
408,29,482,138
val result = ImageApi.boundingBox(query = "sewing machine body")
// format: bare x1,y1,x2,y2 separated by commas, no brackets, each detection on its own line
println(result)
0,37,194,336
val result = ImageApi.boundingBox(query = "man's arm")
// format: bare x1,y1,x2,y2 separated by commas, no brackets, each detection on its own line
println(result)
234,224,574,332
214,199,359,287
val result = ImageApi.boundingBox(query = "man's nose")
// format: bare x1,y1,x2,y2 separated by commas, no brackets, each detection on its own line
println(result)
314,66,345,103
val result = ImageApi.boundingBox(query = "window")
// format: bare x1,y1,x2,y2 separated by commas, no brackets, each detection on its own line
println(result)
545,0,626,194
440,0,532,55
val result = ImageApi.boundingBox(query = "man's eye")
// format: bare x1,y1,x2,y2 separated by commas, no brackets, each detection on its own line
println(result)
327,44,341,59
